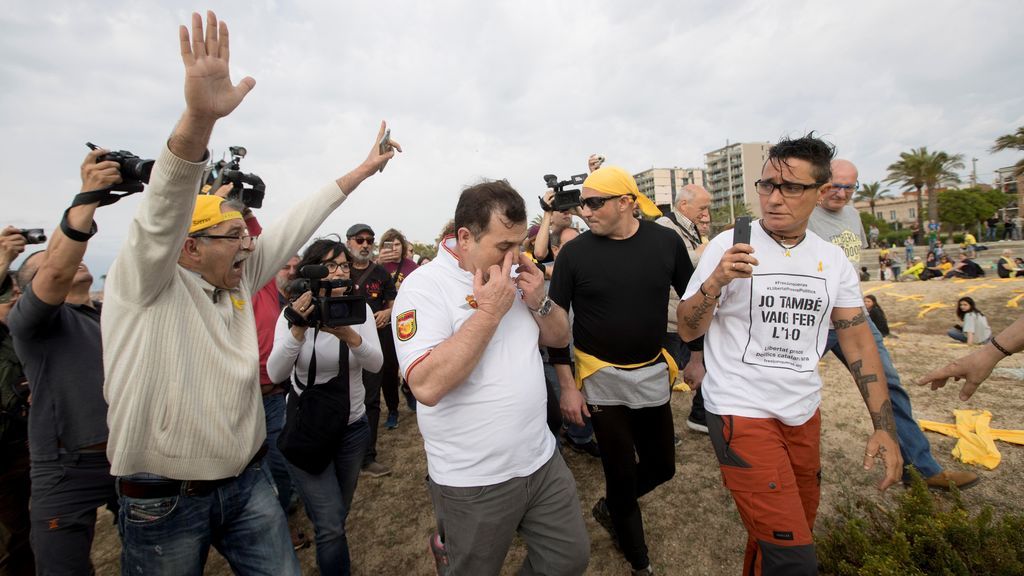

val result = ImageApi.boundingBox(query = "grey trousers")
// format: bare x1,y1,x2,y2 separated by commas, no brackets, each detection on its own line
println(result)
427,450,589,576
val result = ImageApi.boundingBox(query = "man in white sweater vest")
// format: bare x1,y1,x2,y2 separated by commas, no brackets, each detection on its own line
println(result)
101,11,400,575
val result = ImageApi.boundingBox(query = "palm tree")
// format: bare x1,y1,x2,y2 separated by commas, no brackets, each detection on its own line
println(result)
991,126,1024,178
853,181,890,216
886,147,963,227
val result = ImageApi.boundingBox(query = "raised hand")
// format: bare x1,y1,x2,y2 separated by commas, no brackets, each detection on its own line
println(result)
472,251,516,321
362,121,402,175
514,252,545,310
80,148,122,193
0,226,26,268
179,11,255,122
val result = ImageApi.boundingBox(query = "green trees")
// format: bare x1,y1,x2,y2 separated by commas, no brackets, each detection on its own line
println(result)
854,181,890,215
886,148,964,229
991,126,1024,178
938,188,1011,231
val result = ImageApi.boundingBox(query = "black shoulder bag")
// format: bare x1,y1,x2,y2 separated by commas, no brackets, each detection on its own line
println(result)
277,328,351,474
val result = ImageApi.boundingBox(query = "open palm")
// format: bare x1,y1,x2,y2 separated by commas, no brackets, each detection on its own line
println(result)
179,11,255,120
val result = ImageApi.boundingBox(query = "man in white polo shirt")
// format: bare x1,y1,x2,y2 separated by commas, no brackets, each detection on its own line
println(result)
392,180,588,575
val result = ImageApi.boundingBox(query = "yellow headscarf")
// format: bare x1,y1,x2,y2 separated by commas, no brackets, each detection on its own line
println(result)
582,166,662,218
189,195,243,234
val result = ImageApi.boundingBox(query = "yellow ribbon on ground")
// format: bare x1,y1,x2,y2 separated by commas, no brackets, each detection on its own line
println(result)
573,347,683,391
918,409,1024,470
582,166,663,218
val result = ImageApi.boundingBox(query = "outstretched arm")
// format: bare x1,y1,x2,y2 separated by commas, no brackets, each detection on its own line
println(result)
919,315,1024,400
832,306,903,491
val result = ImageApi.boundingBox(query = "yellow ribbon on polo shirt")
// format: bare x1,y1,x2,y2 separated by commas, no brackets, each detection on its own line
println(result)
189,195,243,234
573,348,681,391
918,409,1024,470
583,166,662,219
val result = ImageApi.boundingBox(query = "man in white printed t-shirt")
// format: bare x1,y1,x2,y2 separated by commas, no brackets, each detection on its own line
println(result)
677,134,902,576
392,180,589,575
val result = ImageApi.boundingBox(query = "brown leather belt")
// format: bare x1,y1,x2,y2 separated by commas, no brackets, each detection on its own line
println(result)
117,444,269,499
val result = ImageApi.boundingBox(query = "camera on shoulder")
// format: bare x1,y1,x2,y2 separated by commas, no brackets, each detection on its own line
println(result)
284,265,366,329
205,146,266,209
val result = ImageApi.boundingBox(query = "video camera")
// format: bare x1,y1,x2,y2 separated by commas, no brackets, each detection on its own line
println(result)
17,229,46,244
541,173,588,212
86,142,155,193
283,265,367,329
205,146,266,209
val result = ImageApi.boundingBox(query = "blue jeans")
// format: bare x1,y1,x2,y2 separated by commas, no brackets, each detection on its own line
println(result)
825,318,942,479
117,460,300,576
543,362,594,445
287,417,370,576
262,393,294,512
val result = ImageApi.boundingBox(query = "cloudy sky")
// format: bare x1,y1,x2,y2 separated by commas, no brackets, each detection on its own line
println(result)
1,1,1021,284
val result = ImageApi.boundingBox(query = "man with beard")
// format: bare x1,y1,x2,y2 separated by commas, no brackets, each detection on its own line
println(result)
553,166,693,575
346,223,398,478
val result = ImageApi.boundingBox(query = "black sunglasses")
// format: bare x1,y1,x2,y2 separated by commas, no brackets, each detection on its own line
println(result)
350,237,375,245
579,195,632,210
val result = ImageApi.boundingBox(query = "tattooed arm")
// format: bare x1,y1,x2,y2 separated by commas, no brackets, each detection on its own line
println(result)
832,306,903,491
677,244,758,341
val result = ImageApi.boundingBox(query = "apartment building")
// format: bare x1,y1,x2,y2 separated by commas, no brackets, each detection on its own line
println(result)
704,142,771,217
634,167,706,213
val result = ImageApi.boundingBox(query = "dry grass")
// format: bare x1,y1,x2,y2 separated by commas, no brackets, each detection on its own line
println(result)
89,276,1024,575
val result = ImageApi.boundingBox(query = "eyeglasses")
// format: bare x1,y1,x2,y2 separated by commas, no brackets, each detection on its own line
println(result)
754,180,825,198
323,261,351,272
579,195,633,210
193,233,257,250
350,237,375,245
830,182,860,192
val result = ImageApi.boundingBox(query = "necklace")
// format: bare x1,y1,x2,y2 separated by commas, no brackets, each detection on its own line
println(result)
759,221,806,257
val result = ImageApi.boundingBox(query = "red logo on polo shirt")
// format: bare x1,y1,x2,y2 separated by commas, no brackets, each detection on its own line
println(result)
396,310,417,341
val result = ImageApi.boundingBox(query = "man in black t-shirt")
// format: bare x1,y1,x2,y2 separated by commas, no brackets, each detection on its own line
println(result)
550,166,693,575
346,223,399,478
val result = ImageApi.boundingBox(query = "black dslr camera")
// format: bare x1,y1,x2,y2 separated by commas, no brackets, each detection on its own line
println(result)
206,146,266,209
284,265,367,329
86,142,155,193
18,229,46,244
542,173,588,212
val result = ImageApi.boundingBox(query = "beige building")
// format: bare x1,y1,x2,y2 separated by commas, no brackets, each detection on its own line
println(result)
634,167,706,213
704,142,771,217
853,191,921,229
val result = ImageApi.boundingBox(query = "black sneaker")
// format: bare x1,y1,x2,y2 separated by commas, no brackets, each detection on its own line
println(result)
686,413,709,434
592,498,619,548
570,439,601,458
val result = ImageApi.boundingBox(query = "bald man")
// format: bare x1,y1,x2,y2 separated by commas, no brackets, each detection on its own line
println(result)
808,158,979,491
656,184,712,433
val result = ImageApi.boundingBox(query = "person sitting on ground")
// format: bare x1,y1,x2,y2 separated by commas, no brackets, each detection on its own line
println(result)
859,266,870,282
996,249,1024,278
948,297,992,345
943,252,984,279
267,238,382,576
921,253,952,281
864,295,890,337
901,256,925,280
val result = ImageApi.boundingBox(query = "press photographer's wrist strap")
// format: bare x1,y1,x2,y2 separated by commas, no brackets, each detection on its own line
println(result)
71,187,142,209
60,208,97,242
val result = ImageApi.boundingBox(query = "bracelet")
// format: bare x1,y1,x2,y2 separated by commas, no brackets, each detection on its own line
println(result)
991,336,1013,356
699,282,720,300
60,208,98,242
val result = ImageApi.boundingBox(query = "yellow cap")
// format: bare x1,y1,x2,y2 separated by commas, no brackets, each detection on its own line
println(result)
190,195,243,234
582,166,662,218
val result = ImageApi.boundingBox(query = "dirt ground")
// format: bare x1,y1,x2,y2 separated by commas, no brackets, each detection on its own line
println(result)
87,275,1024,575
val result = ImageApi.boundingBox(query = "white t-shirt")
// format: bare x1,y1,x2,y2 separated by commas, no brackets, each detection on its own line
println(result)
266,303,382,425
682,222,863,426
391,238,556,487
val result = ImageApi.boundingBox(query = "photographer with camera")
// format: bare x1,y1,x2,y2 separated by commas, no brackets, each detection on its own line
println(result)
6,147,121,575
101,12,399,575
267,238,381,575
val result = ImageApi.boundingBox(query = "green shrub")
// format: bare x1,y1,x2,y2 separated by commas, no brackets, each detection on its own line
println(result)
817,469,1024,575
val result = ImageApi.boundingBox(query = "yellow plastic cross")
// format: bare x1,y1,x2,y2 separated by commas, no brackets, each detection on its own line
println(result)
958,284,995,297
917,302,949,318
1007,293,1024,308
862,283,894,295
891,294,924,302
888,321,906,329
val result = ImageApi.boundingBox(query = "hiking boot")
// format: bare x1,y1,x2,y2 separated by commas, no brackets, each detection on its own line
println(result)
631,565,654,575
569,439,601,458
922,470,980,491
429,532,449,575
385,411,399,430
361,461,392,478
686,413,709,434
592,498,618,548
674,434,682,447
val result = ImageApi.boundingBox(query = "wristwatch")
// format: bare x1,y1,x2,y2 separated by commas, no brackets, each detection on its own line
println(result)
532,296,554,317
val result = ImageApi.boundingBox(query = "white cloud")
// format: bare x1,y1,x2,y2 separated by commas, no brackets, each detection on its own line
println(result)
1,0,1021,282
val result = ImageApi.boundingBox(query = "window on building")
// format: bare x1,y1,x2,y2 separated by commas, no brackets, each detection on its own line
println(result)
890,210,896,221
876,212,884,220
909,208,916,218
